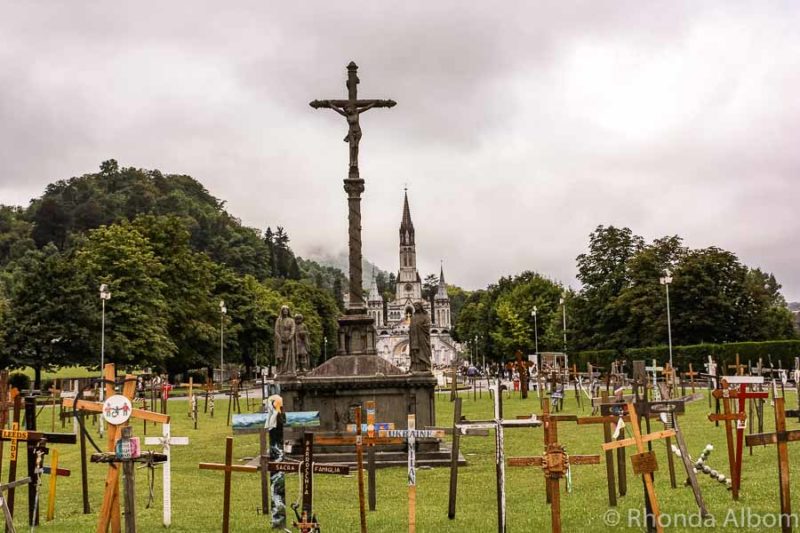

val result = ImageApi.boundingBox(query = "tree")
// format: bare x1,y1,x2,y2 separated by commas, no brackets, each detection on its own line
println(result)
422,273,439,310
74,223,175,369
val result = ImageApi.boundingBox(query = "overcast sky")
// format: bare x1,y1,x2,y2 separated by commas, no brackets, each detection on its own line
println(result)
1,2,798,301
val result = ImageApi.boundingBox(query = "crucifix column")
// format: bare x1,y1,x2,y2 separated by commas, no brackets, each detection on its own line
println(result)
310,61,396,356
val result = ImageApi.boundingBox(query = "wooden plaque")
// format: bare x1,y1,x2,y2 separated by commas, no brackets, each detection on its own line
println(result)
631,451,658,475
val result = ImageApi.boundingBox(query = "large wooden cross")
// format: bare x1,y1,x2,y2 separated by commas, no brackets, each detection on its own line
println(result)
509,398,599,533
708,376,767,500
746,397,800,533
198,437,259,533
143,423,188,527
63,364,170,532
602,402,676,533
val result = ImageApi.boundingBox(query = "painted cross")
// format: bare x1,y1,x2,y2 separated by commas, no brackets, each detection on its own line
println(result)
645,360,664,401
746,397,800,533
451,379,542,533
91,426,168,533
708,376,768,500
376,415,445,533
198,437,259,533
44,448,70,522
143,423,189,527
266,433,350,533
63,364,170,532
602,402,676,533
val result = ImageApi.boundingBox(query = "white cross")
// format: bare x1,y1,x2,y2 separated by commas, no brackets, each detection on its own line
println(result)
144,422,189,527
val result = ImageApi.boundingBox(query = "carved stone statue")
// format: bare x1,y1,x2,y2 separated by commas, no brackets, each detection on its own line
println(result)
274,305,296,375
409,302,432,373
294,313,310,373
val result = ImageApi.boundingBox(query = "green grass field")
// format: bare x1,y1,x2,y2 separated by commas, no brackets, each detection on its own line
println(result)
8,387,800,532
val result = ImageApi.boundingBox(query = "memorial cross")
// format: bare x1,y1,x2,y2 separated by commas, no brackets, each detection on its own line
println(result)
602,402,676,533
683,364,699,394
44,448,69,522
266,433,350,533
143,423,189,527
451,379,541,532
645,360,663,400
746,397,800,533
569,365,582,410
577,391,631,506
204,380,215,417
91,426,167,533
507,434,599,533
199,437,259,533
314,401,402,510
726,375,767,499
63,364,170,532
632,398,708,517
0,478,30,533
375,415,445,533
727,354,745,376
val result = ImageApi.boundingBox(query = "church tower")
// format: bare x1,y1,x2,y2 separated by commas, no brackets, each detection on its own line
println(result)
434,263,451,329
367,269,384,327
395,190,422,302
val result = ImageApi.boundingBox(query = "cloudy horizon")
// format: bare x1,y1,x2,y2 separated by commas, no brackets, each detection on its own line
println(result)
1,2,798,301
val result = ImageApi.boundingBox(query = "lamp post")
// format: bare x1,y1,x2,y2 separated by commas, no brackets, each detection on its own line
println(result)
323,336,328,362
99,283,111,437
660,269,674,368
219,300,227,382
559,294,567,353
530,306,539,355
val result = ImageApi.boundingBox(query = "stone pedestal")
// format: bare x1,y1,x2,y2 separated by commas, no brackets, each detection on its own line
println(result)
337,310,377,356
278,355,436,432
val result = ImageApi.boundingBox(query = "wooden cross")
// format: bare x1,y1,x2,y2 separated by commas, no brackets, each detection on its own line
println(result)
570,364,582,410
708,376,767,500
683,364,699,393
577,392,631,506
727,354,745,376
199,437,259,533
314,401,402,516
509,398,599,533
451,379,541,532
44,448,70,522
226,378,242,426
63,364,170,532
91,426,168,533
746,397,800,532
143,422,189,527
602,402,676,533
266,433,350,533
0,477,30,533
204,380,215,417
632,398,709,517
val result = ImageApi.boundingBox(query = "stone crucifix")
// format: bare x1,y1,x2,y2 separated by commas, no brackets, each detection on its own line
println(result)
310,62,395,311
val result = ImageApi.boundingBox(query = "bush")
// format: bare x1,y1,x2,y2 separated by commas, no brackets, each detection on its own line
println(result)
8,373,30,392
573,340,800,370
187,370,207,385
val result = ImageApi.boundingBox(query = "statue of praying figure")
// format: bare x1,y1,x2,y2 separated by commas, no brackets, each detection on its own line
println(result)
409,302,432,373
294,313,310,373
274,305,296,375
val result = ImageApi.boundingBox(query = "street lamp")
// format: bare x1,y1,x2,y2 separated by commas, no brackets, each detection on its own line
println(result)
99,283,111,437
219,300,227,381
559,294,567,353
530,306,539,355
323,336,328,362
660,269,674,368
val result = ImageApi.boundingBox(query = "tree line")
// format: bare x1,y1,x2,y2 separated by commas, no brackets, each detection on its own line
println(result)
453,226,797,362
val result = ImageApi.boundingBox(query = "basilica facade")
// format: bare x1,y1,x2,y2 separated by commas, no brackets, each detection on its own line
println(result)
368,192,459,369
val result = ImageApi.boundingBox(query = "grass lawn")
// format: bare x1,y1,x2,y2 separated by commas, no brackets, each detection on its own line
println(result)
8,387,799,532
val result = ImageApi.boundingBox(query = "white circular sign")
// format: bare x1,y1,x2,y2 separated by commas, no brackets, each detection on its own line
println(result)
102,395,133,425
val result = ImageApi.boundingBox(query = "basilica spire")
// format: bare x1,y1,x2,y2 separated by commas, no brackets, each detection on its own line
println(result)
399,188,415,246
